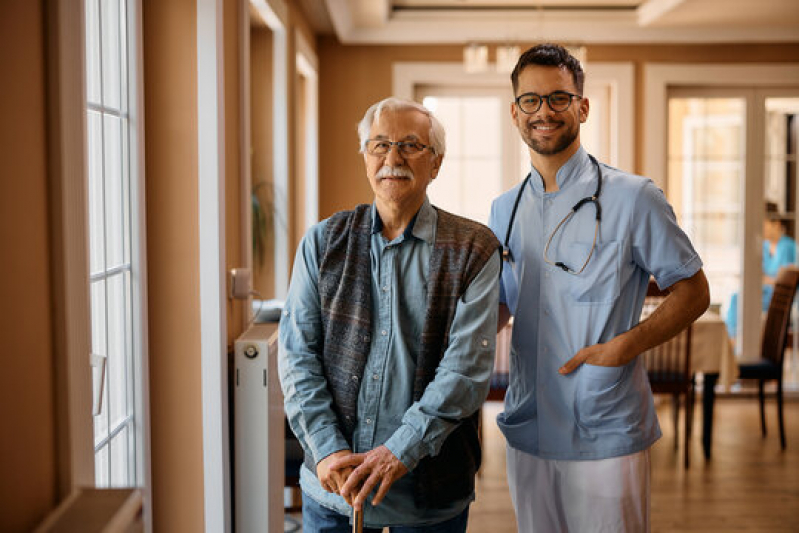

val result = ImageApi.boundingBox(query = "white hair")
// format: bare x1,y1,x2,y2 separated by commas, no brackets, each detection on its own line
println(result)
357,97,446,156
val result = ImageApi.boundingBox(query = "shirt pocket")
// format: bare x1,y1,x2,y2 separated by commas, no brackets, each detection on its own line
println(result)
568,240,621,305
573,363,633,431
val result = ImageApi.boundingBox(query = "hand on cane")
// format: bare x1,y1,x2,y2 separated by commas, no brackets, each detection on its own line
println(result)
330,445,409,511
316,449,354,495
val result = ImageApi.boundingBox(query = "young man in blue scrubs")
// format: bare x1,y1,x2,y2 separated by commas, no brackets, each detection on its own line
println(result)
488,44,710,532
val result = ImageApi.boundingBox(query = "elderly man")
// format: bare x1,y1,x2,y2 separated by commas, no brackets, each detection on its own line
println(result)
279,97,500,532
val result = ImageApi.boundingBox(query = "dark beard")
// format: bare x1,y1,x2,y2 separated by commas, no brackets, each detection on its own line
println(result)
526,124,579,156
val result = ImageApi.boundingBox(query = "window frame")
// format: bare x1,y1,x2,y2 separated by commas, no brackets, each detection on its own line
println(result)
645,64,799,362
47,0,151,527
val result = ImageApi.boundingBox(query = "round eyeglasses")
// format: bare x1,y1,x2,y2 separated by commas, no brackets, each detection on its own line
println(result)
364,139,435,158
515,91,582,115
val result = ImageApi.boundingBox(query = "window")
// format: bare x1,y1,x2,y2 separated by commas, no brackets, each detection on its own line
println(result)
84,0,144,488
405,63,633,226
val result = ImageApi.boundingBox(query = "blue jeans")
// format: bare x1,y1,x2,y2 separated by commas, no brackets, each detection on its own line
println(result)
301,493,469,533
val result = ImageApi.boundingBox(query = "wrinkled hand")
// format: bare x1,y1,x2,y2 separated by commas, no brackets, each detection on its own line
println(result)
329,445,409,511
558,338,630,375
316,449,354,495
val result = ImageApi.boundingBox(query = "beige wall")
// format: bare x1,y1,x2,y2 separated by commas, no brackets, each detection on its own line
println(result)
142,0,205,529
317,39,799,219
0,1,57,530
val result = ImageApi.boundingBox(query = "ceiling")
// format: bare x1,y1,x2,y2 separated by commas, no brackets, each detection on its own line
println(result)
297,0,799,44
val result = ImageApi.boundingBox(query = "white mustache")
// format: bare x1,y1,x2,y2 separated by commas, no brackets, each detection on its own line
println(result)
377,166,414,179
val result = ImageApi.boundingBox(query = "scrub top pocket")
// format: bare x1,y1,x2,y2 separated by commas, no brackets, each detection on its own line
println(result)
568,241,621,304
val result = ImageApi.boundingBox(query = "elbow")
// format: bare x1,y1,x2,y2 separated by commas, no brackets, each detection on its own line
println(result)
693,269,711,318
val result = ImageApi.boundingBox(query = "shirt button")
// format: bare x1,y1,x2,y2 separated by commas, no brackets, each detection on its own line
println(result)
382,285,389,292
381,330,387,336
481,339,489,347
372,373,379,380
351,375,359,382
366,418,372,424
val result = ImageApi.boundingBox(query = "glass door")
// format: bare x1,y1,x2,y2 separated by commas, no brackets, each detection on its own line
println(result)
667,87,799,387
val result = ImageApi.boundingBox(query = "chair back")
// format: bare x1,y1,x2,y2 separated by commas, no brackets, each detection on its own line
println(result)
641,279,693,393
762,266,799,367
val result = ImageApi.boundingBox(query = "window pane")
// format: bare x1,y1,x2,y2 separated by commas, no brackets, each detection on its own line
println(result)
95,443,110,488
462,98,501,158
100,0,121,110
104,114,124,268
764,98,799,239
87,110,105,275
85,0,102,105
109,425,130,487
122,119,132,264
668,97,746,318
107,272,128,429
422,95,503,225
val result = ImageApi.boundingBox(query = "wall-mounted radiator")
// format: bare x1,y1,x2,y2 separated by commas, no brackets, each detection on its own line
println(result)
233,323,284,532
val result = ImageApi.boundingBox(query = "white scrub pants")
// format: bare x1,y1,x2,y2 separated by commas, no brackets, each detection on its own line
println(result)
506,445,650,533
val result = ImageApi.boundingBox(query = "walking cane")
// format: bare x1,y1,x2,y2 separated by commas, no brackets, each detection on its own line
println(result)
352,508,363,533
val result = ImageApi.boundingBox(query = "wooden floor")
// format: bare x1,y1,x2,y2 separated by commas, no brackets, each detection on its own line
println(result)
468,397,799,532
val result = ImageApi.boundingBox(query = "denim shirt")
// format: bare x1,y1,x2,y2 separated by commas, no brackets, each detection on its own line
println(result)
279,198,500,527
488,147,702,460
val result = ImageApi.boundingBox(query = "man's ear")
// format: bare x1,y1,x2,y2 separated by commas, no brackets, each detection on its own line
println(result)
579,96,589,123
431,155,443,179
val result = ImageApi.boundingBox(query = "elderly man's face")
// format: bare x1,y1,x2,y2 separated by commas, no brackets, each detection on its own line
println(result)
363,107,442,213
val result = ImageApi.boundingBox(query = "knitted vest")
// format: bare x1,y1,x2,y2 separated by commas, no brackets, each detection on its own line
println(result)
315,203,499,508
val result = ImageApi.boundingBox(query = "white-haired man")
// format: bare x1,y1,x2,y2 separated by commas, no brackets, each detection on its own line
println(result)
279,97,501,531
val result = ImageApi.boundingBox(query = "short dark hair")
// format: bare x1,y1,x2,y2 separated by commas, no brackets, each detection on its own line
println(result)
511,43,585,96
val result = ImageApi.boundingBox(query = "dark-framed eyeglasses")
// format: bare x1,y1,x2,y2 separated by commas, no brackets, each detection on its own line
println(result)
515,91,582,115
364,139,435,158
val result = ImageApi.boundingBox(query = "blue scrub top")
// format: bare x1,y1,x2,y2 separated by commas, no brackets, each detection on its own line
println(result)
488,147,703,460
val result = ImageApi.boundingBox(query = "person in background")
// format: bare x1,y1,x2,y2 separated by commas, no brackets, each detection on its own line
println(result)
725,201,797,340
278,97,500,532
488,43,709,532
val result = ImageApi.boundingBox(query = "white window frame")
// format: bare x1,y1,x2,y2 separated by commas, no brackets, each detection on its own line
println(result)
245,0,291,301
48,0,151,529
392,61,635,173
644,64,799,362
296,29,320,233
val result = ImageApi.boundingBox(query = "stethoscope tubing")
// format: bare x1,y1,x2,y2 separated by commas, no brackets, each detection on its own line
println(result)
502,154,603,263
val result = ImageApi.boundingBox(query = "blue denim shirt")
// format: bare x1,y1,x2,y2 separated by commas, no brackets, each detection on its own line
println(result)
488,147,702,460
279,198,500,527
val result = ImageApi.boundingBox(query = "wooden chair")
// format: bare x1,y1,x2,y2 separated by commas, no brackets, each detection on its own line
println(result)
738,265,799,450
641,279,695,468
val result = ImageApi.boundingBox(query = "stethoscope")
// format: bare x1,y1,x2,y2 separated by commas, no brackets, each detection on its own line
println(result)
502,154,603,275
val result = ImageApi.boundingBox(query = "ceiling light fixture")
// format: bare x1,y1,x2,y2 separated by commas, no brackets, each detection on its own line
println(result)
463,43,488,73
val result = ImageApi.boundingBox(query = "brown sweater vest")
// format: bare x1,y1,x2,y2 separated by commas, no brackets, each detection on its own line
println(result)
316,204,499,508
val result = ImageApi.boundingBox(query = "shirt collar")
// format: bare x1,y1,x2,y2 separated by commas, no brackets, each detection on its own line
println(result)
527,146,590,194
370,197,436,244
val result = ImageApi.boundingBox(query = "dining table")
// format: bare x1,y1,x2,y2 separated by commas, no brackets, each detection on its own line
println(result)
491,309,737,461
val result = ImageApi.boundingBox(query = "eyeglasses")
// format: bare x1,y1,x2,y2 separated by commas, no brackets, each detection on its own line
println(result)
515,91,582,115
364,139,435,158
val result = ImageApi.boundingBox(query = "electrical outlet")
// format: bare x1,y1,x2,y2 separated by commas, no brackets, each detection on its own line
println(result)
229,268,252,300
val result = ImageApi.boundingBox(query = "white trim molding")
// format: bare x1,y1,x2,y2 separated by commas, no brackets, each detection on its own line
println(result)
197,0,231,530
643,64,799,190
45,0,95,497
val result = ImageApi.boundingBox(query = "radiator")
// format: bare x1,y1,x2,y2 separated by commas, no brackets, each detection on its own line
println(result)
233,323,284,532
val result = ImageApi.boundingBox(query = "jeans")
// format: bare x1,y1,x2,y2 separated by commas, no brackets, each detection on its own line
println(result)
301,493,469,533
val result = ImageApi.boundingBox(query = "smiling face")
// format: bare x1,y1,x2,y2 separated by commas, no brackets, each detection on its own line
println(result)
511,65,589,163
363,107,443,215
